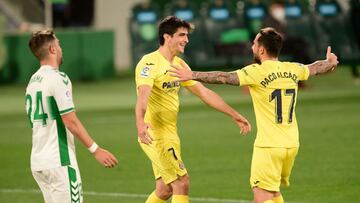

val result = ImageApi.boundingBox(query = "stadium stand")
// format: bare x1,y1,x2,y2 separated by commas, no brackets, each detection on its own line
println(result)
314,0,359,65
129,1,160,68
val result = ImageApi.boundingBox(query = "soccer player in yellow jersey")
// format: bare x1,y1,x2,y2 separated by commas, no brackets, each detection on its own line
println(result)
135,16,251,203
170,27,339,203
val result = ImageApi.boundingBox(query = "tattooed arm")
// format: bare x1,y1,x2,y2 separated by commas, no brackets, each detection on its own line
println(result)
308,46,339,76
169,64,240,86
192,71,240,86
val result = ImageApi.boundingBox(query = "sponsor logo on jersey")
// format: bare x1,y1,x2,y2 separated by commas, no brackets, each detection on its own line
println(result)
146,62,155,66
162,81,180,89
140,66,151,78
161,81,180,93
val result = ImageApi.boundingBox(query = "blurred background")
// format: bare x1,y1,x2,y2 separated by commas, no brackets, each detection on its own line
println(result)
0,1,360,203
0,0,359,84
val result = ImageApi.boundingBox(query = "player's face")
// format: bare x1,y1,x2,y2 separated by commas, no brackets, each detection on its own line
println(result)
168,27,189,55
252,33,261,64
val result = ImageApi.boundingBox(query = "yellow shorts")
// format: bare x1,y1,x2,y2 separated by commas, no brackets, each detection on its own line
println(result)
140,139,187,184
250,147,299,192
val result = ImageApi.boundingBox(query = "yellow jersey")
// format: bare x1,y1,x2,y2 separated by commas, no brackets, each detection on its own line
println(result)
236,60,310,147
135,50,197,140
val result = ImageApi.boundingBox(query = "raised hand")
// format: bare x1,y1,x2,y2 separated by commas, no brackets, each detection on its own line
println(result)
93,148,119,168
308,46,339,76
326,46,339,69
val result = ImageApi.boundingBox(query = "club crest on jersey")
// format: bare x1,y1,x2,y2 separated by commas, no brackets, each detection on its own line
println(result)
179,162,185,170
140,66,151,78
66,90,71,98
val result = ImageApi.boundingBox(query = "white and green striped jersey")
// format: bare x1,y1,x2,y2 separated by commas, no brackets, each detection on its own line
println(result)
25,65,78,171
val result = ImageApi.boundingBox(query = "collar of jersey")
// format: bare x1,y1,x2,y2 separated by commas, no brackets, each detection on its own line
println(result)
40,65,58,71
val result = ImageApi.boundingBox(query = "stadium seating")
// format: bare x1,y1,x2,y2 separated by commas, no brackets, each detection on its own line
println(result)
164,0,208,67
282,0,317,62
129,1,160,68
313,0,360,64
128,0,359,70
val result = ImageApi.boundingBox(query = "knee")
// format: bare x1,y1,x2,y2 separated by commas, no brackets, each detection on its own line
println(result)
182,176,190,192
156,189,172,200
181,176,190,192
172,175,190,194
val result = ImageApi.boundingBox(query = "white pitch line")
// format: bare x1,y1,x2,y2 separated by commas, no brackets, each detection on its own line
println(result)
0,188,251,203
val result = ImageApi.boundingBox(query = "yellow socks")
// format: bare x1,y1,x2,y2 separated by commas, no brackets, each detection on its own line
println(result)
145,191,166,203
171,195,189,203
263,200,274,203
273,195,284,203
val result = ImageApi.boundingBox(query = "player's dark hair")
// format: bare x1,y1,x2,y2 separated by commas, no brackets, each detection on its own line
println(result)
28,30,56,60
158,16,192,45
258,27,283,57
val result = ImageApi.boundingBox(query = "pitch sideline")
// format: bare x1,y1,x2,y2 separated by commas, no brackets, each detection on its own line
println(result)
0,188,251,203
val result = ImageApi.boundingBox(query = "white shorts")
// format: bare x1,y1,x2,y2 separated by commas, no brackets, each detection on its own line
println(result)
32,165,83,203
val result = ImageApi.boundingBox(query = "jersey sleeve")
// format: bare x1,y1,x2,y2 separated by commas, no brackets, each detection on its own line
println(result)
135,56,159,88
178,59,197,87
287,62,310,81
51,72,75,115
236,64,260,86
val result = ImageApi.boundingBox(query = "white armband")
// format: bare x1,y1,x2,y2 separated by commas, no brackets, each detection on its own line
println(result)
88,142,98,153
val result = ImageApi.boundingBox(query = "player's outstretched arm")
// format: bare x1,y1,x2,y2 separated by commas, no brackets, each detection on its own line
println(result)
186,83,251,135
61,112,118,168
170,64,240,86
135,85,153,145
308,46,339,76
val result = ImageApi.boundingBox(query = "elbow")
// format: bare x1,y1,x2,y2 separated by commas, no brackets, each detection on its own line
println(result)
61,113,78,132
62,119,77,132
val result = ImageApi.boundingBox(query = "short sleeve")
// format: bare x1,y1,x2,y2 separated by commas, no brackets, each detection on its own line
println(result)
236,64,260,86
178,59,197,87
52,72,75,115
135,56,159,87
287,62,310,81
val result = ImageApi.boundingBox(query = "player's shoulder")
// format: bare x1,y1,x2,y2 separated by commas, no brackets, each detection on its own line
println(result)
47,70,71,87
140,50,160,62
281,61,306,68
246,63,261,69
174,55,185,63
136,50,159,69
241,63,261,73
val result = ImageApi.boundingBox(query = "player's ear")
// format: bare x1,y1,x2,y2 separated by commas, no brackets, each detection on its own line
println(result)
48,43,56,55
259,46,265,55
163,33,171,42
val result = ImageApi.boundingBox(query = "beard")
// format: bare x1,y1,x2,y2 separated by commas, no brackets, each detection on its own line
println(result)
59,56,63,65
253,54,261,64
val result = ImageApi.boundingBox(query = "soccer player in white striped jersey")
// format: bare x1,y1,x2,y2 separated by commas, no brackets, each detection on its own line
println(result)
170,27,338,203
25,30,118,203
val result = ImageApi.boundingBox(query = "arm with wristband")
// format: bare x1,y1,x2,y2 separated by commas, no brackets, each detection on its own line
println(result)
61,112,118,168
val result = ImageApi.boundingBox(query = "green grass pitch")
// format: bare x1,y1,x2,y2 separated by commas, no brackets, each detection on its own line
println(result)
0,67,359,203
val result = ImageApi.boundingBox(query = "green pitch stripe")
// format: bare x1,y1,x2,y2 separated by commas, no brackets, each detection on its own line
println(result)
47,96,70,166
68,166,81,203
